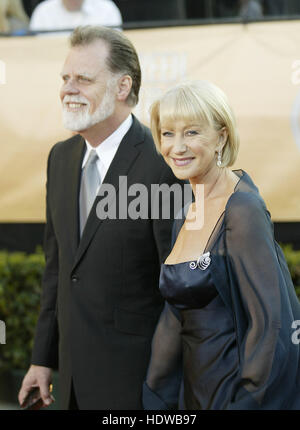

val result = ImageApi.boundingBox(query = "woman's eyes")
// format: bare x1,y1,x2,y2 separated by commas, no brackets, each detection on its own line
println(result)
161,130,199,137
185,130,199,136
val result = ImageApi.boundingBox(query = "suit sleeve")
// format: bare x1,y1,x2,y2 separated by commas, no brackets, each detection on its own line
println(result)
225,192,288,409
151,164,187,264
144,213,184,410
31,146,59,369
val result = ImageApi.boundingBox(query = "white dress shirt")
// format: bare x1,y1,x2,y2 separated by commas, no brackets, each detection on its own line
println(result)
82,114,133,190
30,0,122,31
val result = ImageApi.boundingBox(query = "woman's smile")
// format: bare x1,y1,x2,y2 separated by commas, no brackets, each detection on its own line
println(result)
171,157,195,167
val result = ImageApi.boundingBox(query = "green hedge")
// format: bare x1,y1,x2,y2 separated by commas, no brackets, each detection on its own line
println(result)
0,244,300,371
280,244,300,299
0,248,45,371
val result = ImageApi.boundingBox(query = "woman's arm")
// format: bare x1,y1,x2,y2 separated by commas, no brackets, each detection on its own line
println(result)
225,191,293,409
143,302,182,410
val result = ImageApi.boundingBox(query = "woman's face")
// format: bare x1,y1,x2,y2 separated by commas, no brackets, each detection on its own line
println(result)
160,119,224,181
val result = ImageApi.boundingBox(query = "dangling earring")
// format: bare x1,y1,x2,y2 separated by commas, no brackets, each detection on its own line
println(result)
217,150,222,167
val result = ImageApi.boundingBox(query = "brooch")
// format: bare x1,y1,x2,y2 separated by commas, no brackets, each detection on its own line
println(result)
189,252,211,271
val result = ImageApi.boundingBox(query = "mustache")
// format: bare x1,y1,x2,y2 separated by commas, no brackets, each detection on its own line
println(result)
62,95,90,106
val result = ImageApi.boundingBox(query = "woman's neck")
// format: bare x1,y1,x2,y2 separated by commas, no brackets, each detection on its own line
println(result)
190,167,233,202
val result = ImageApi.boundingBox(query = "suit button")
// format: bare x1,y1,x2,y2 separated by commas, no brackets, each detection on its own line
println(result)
71,276,79,283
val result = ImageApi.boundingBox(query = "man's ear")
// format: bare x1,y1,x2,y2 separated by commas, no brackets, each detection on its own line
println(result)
116,75,132,102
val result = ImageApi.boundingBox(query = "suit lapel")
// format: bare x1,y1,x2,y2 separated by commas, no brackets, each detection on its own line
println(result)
72,117,145,272
64,135,86,257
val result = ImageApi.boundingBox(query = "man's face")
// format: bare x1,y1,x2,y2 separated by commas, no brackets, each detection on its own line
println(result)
62,0,84,12
60,40,119,132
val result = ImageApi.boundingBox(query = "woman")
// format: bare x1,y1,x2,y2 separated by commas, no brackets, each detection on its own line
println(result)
0,0,29,35
143,80,300,410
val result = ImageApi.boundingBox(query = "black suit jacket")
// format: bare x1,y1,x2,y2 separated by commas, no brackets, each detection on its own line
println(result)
31,116,185,409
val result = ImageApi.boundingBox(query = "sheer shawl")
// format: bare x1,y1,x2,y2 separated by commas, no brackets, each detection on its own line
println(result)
224,191,300,409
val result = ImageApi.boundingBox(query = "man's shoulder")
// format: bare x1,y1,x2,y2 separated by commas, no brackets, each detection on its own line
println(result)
50,133,83,157
132,120,165,165
130,117,156,150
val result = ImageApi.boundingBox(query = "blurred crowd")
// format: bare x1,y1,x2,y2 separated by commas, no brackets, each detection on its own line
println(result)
0,0,297,35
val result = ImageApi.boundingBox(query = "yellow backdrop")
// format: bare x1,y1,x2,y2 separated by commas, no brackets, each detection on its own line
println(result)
1,20,300,221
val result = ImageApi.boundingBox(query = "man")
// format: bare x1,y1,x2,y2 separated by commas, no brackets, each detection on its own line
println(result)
18,26,184,410
29,0,122,32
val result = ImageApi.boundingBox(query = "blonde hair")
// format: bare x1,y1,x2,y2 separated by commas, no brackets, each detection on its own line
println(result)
0,0,29,33
150,80,240,167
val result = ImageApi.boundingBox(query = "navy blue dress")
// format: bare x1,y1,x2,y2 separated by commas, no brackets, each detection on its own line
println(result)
143,170,300,410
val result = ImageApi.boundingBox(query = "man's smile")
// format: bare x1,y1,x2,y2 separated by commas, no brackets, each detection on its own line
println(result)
64,102,88,111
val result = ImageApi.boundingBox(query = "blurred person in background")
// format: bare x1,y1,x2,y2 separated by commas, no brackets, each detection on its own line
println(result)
239,0,263,20
22,0,44,18
0,0,29,34
29,0,122,32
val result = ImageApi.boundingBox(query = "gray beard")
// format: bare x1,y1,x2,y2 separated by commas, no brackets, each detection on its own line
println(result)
62,79,118,132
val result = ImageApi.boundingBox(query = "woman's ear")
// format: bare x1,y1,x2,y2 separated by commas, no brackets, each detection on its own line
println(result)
218,127,228,151
116,75,132,102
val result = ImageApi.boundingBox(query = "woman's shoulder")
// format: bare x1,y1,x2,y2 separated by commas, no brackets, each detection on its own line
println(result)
224,189,270,229
227,189,266,210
